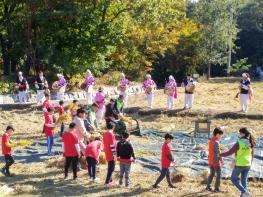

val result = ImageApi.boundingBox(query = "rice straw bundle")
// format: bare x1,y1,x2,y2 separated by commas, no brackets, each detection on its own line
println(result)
55,113,72,125
19,140,33,147
99,152,107,164
171,167,191,183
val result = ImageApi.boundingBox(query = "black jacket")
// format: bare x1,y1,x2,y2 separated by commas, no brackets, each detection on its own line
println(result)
117,140,136,160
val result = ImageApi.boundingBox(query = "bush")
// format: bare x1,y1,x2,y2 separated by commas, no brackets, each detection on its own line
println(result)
0,81,16,94
97,71,122,86
67,74,85,92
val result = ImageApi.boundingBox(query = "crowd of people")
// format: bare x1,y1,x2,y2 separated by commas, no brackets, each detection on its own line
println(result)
1,70,256,197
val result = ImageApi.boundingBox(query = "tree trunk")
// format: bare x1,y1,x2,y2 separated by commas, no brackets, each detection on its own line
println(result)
207,61,211,80
0,34,11,75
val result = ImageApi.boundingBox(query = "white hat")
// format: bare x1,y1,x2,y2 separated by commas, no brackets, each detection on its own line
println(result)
242,73,247,78
86,69,92,75
169,75,175,81
57,73,63,78
146,74,151,79
121,73,125,78
18,71,23,76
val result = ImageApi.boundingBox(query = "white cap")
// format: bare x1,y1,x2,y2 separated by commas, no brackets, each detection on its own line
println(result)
146,74,151,79
169,75,175,81
18,71,23,76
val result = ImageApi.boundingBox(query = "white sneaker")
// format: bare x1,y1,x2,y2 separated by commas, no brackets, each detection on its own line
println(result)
242,191,251,197
93,177,100,183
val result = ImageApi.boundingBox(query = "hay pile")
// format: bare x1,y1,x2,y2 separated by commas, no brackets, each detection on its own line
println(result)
171,167,191,183
46,157,65,168
201,169,209,184
0,185,14,196
99,152,107,164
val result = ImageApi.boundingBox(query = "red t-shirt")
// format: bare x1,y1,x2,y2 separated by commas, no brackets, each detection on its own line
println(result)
44,112,54,137
85,141,102,161
2,133,12,155
161,142,172,168
58,105,64,116
62,131,79,157
103,130,116,161
42,100,54,111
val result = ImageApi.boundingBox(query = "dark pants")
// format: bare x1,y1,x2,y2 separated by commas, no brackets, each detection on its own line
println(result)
105,160,115,184
207,166,221,190
64,156,78,179
60,123,65,137
154,168,174,187
87,157,97,179
4,155,14,174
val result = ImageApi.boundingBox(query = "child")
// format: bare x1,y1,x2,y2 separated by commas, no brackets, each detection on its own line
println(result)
153,133,176,188
85,136,102,182
44,107,56,155
58,100,65,137
117,132,136,188
62,122,80,180
42,93,54,112
1,126,17,177
206,127,224,192
103,122,117,186
69,100,79,118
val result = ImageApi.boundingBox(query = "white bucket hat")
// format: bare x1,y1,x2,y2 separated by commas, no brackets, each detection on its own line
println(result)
121,73,125,78
169,75,175,81
146,74,151,79
86,69,92,75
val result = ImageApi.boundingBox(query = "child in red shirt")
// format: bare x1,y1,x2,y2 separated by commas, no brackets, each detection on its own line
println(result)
58,100,65,137
42,93,54,112
44,107,55,155
1,126,17,177
153,133,176,188
103,122,117,186
85,136,102,182
62,122,81,180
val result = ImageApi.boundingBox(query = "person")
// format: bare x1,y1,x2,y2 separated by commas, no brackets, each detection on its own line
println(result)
206,127,224,192
220,128,255,197
143,74,156,108
85,136,102,182
34,70,48,104
84,69,95,105
103,122,117,186
87,103,99,131
57,74,67,101
69,100,79,118
182,75,196,109
1,126,18,177
239,73,252,113
105,99,118,126
95,87,106,124
62,122,81,180
73,108,91,154
113,95,124,117
16,71,29,104
44,107,56,155
153,133,176,189
165,75,177,110
58,100,65,137
42,93,54,113
117,132,136,188
118,73,129,107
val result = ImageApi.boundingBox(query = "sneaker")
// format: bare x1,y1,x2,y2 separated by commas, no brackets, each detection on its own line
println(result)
73,177,78,181
152,184,159,189
64,176,70,181
93,177,100,183
126,185,132,189
214,189,223,193
205,187,213,192
241,191,252,197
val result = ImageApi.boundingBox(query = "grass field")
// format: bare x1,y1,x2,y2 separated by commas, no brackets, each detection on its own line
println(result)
0,78,263,197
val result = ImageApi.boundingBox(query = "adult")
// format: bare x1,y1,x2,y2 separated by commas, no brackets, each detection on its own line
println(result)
113,95,124,117
165,75,177,110
239,73,253,113
86,103,99,131
15,71,29,104
143,74,156,108
220,128,255,197
95,87,106,124
105,98,118,126
182,75,196,109
84,69,95,105
118,73,129,107
34,70,48,104
56,74,67,101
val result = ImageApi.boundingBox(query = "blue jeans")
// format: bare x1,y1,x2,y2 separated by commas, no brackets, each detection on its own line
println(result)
119,162,131,186
231,166,250,194
47,136,54,155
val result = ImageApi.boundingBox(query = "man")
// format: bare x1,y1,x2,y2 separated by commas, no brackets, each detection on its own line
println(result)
16,71,29,104
239,73,252,113
105,99,118,126
182,75,196,109
34,70,48,104
87,103,99,131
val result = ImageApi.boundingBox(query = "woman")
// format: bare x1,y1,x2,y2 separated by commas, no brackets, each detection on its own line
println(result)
118,73,129,108
182,75,196,109
239,73,252,113
143,74,156,108
34,70,48,104
84,69,95,105
56,74,67,101
165,75,177,110
220,128,255,197
95,87,106,124
16,71,29,104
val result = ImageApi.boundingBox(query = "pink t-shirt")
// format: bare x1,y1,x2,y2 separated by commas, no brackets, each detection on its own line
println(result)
166,81,177,97
85,141,102,161
95,92,105,109
84,76,95,86
143,79,155,87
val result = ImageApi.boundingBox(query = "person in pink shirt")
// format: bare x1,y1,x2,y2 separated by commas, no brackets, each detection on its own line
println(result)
118,73,129,108
84,69,95,105
165,75,177,110
95,87,106,124
143,74,156,108
56,74,67,101
44,107,56,155
42,93,54,112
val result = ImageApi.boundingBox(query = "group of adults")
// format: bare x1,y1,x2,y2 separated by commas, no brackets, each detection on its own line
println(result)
15,70,253,113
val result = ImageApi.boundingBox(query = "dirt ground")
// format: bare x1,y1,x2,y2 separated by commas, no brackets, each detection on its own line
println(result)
0,78,263,196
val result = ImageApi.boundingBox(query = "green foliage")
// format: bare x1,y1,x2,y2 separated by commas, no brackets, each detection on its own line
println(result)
67,74,84,92
230,58,252,74
0,81,16,94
